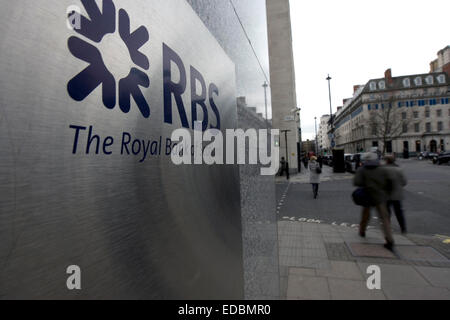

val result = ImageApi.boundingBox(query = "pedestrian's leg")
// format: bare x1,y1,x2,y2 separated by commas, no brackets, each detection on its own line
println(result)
386,200,393,219
376,204,394,248
359,207,370,237
315,184,319,198
393,201,407,233
311,184,315,197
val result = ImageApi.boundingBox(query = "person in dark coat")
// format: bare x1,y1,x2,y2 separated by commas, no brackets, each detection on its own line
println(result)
354,152,394,250
303,156,308,169
317,155,323,168
279,157,287,176
384,155,407,233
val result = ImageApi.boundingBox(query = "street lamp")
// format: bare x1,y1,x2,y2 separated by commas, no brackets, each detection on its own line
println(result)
291,107,302,172
280,130,291,180
314,116,318,155
262,81,269,127
326,74,335,149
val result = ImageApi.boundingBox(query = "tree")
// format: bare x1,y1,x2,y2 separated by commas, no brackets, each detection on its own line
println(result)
367,97,410,155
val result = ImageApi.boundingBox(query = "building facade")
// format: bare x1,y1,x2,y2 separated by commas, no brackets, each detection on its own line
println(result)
430,45,450,75
266,0,299,171
333,68,450,156
317,114,331,154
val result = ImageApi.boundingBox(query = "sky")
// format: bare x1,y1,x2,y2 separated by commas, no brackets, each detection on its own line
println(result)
289,0,450,140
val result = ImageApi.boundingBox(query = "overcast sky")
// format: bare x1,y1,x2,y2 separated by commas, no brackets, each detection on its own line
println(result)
289,0,450,140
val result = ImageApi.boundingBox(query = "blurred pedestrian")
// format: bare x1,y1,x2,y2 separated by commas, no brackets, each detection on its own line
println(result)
303,156,308,169
353,152,394,250
317,155,323,168
309,156,321,199
279,157,287,177
384,155,407,234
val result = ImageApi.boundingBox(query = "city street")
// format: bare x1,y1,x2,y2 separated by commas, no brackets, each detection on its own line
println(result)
276,159,450,237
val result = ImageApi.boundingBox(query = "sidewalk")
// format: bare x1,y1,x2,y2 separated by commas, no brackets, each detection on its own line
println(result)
278,220,450,299
275,165,353,184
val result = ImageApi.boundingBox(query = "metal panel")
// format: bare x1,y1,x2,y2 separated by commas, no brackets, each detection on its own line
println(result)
0,0,243,299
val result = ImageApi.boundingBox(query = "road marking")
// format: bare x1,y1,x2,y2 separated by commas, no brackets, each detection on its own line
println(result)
434,234,450,244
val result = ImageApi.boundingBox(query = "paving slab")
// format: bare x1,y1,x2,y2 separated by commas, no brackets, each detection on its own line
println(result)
382,283,450,300
346,242,397,258
415,266,450,288
316,261,363,280
328,278,386,300
287,275,330,300
396,245,449,262
289,267,316,276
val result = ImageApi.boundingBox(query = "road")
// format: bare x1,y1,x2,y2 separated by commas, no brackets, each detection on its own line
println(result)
276,159,450,236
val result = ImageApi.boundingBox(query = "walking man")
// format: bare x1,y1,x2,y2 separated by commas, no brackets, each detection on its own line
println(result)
384,155,407,234
354,152,395,250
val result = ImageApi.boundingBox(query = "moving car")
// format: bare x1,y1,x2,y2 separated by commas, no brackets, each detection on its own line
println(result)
435,151,450,165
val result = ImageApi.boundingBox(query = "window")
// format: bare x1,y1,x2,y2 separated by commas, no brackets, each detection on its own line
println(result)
403,78,411,87
414,77,422,86
438,122,443,131
398,101,403,108
369,82,377,91
410,100,416,107
402,112,407,120
402,123,408,133
379,81,386,89
425,108,430,117
426,122,431,132
430,99,437,106
372,124,377,135
418,100,425,106
413,111,419,118
368,104,371,110
425,75,434,85
437,109,442,117
437,74,445,84
414,123,420,132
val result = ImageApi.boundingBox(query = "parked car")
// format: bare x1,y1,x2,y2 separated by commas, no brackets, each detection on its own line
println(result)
324,155,333,166
344,154,353,172
419,151,439,160
344,153,364,173
435,151,450,165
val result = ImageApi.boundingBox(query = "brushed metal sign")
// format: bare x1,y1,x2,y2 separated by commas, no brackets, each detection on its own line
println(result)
0,0,243,299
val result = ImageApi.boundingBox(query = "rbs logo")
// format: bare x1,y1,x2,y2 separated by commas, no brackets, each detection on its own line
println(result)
67,0,221,130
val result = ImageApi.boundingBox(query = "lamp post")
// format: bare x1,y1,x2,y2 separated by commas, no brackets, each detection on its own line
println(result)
281,130,291,180
314,116,318,155
262,81,268,127
291,107,302,173
326,74,335,149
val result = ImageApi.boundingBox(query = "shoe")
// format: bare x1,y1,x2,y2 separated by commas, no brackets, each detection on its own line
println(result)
359,231,366,238
384,241,394,251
